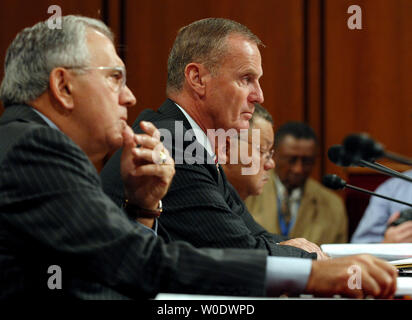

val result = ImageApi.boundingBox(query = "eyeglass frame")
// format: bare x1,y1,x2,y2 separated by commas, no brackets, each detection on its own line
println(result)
64,66,127,93
257,146,275,162
255,144,275,163
236,137,275,163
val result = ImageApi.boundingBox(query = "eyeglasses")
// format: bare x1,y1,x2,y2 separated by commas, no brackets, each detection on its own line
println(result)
66,66,126,93
239,139,274,163
256,145,275,163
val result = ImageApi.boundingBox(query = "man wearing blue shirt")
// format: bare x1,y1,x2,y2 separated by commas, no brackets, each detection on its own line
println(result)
352,170,412,243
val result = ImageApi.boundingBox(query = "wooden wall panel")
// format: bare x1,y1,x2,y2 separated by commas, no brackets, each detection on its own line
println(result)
3,0,411,193
305,0,323,181
324,0,412,180
122,0,306,133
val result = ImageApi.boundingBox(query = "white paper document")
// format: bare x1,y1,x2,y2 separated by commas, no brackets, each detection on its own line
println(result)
321,243,412,261
396,277,412,296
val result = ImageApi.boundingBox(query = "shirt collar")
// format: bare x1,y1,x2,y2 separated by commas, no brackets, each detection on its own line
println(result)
32,108,60,131
175,103,215,157
274,174,302,201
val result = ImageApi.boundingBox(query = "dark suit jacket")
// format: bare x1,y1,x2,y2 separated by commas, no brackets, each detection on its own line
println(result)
0,104,268,299
101,99,316,259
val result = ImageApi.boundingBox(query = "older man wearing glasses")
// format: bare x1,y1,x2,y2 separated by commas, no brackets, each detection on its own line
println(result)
221,103,276,201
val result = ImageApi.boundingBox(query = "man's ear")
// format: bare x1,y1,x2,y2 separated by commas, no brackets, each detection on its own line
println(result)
184,63,209,97
49,68,75,110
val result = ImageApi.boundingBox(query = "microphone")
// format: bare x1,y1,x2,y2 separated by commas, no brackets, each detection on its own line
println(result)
328,145,353,167
322,174,412,207
327,145,412,183
343,133,412,166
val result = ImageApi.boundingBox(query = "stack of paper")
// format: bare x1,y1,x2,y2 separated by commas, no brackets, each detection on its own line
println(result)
389,257,412,280
321,243,412,261
389,257,412,268
320,244,412,296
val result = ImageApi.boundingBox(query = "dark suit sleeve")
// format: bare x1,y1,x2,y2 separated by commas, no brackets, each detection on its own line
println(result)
100,132,314,259
225,182,290,243
0,127,268,298
156,162,315,259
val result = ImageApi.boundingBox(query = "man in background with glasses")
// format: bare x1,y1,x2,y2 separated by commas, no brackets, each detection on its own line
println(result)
246,121,348,245
222,103,276,200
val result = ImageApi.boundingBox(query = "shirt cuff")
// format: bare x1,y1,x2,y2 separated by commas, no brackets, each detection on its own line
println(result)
265,256,312,296
135,219,158,236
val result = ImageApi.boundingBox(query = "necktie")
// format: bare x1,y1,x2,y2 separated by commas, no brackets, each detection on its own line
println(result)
281,190,291,226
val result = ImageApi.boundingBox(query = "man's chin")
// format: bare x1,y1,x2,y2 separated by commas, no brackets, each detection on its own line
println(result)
241,112,253,122
236,120,250,131
107,134,124,154
252,186,264,196
287,181,304,191
109,122,134,150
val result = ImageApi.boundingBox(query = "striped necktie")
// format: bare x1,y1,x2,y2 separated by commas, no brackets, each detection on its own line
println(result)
281,189,291,226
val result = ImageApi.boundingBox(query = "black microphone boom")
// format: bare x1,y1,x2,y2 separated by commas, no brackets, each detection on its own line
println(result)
357,160,412,183
327,144,412,183
384,151,412,166
343,133,412,166
322,174,412,207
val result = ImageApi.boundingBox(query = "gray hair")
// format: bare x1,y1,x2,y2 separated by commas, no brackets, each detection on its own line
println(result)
0,15,113,106
166,18,263,95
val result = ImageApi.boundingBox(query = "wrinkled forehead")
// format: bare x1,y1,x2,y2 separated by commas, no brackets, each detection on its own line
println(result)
85,29,124,67
218,34,262,72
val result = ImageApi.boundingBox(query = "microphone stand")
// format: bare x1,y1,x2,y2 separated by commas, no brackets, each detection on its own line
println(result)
322,174,412,208
384,151,412,166
344,183,412,207
356,159,412,183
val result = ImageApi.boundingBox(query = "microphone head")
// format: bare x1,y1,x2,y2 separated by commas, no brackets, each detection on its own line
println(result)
327,145,353,167
361,136,385,162
322,174,347,190
343,133,384,162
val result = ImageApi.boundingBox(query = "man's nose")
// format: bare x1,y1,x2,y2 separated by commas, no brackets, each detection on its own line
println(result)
264,157,275,170
291,159,304,174
120,85,137,108
249,82,264,104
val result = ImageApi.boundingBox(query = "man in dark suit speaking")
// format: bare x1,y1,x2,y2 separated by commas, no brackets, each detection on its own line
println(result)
0,16,397,299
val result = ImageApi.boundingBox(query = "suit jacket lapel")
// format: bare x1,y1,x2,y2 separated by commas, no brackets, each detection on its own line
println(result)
270,171,282,234
290,180,318,238
161,99,216,165
156,99,193,131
